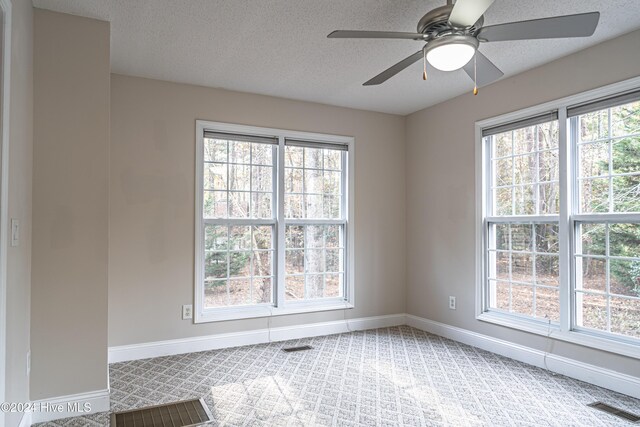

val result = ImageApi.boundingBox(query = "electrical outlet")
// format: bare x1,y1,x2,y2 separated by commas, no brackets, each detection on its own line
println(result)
449,296,456,310
182,304,193,320
27,350,31,376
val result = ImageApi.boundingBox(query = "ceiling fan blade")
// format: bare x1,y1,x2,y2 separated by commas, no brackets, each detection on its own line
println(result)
448,0,495,28
463,50,504,87
363,51,423,86
328,30,426,40
478,12,600,42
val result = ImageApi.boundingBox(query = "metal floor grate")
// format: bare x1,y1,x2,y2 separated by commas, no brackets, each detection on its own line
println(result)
282,345,313,352
111,398,213,427
588,402,640,423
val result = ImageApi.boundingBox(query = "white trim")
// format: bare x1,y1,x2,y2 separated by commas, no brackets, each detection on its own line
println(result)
0,2,11,426
194,120,355,324
406,315,640,400
17,412,31,427
29,389,110,424
108,313,405,363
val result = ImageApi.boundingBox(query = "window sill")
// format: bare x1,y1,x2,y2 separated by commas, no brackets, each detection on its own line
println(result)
195,299,354,323
477,311,640,360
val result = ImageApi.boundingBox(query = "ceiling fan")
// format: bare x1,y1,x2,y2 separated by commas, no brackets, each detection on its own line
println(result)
328,0,600,91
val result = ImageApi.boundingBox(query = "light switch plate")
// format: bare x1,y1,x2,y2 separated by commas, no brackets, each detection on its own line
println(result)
11,219,19,247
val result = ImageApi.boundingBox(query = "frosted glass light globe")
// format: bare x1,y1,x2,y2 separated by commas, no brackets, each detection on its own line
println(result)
426,42,476,71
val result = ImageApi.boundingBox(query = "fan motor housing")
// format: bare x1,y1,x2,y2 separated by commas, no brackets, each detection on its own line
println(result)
417,5,483,39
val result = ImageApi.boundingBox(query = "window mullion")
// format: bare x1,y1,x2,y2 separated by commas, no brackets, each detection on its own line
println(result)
276,137,286,308
558,107,571,332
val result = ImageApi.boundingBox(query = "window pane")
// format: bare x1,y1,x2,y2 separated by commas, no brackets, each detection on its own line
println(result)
251,143,273,166
304,148,323,169
580,178,609,213
205,252,228,280
535,255,558,286
513,127,535,155
251,192,272,218
494,158,512,186
205,225,227,251
285,146,303,168
538,121,559,150
204,163,227,190
576,257,606,293
613,175,640,213
610,298,640,338
285,168,303,193
610,259,640,297
252,251,272,277
514,154,535,185
611,100,640,137
306,274,324,299
325,274,343,298
324,149,342,170
204,191,227,218
538,182,559,214
493,132,512,158
229,252,251,278
494,187,512,216
609,223,640,258
511,224,532,251
579,109,609,142
205,280,228,308
495,252,509,280
512,253,533,283
229,279,250,305
511,284,534,316
514,185,535,215
229,141,251,164
285,276,304,300
493,224,509,250
204,139,227,162
578,141,608,178
491,280,511,312
576,292,608,331
536,287,560,322
229,192,250,218
578,223,605,256
252,278,272,304
286,250,304,275
535,224,559,254
251,166,272,192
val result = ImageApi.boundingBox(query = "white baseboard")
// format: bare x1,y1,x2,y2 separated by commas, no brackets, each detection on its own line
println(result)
406,314,640,400
29,389,110,424
108,313,406,363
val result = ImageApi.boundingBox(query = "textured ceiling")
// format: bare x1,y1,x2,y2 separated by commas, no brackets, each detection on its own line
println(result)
32,0,640,115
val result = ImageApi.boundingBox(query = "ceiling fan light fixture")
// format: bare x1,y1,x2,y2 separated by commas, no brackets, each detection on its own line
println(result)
425,35,479,72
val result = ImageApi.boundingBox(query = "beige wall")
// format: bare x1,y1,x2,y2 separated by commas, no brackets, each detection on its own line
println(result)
31,10,110,399
405,29,640,377
109,74,406,346
5,0,33,425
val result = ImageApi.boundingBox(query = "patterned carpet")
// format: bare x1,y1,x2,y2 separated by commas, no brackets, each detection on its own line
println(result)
35,326,639,426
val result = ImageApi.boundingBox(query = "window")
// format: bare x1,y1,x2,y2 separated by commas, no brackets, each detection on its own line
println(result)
195,121,354,322
478,80,640,355
485,116,561,323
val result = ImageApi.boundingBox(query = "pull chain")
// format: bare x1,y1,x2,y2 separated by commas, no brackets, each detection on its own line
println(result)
422,48,428,81
473,54,478,95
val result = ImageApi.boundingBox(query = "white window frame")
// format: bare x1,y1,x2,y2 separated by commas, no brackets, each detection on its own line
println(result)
476,76,640,359
195,121,355,323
